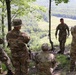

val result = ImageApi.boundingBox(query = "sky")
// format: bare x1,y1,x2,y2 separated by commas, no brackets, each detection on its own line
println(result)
36,0,49,7
36,0,76,8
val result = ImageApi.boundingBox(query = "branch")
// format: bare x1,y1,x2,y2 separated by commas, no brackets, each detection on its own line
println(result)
11,9,20,20
11,13,18,20
0,0,3,3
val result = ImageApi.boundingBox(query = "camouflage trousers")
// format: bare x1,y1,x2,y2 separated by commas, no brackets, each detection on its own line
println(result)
37,65,52,75
12,56,28,75
58,35,66,54
37,68,52,75
70,46,76,72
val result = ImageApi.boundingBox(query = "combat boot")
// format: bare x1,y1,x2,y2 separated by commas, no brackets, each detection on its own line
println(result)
6,70,13,75
58,50,64,54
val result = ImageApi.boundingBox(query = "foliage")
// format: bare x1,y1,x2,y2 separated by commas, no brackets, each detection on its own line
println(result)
2,64,7,71
53,0,69,5
11,0,30,18
26,28,48,51
56,54,70,70
11,0,46,20
51,0,76,19
51,6,76,19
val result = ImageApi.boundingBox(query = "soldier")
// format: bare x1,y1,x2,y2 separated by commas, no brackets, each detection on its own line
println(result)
55,18,69,54
70,26,76,72
35,43,56,75
6,19,30,75
0,38,13,75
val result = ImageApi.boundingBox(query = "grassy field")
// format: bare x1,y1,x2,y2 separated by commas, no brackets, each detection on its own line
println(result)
38,16,76,46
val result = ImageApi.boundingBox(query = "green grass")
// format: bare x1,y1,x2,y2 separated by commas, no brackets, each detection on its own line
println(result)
56,54,70,71
2,64,7,71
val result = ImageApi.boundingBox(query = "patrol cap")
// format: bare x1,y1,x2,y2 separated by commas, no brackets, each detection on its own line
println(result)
11,19,23,27
41,43,48,51
60,18,64,20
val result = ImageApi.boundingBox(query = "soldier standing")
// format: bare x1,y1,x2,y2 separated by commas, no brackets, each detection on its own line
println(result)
70,26,76,72
55,18,69,54
0,38,13,75
6,19,30,75
35,43,56,75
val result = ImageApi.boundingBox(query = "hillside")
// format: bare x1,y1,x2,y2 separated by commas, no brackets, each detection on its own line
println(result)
36,0,76,19
51,0,76,19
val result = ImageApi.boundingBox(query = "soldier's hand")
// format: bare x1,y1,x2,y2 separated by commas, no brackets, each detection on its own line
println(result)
68,33,70,36
67,35,69,39
67,33,70,38
55,35,57,39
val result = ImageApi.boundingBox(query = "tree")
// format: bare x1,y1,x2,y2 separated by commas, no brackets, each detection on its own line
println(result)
52,0,69,5
49,0,54,50
5,0,11,31
2,0,5,47
5,0,38,31
0,0,6,47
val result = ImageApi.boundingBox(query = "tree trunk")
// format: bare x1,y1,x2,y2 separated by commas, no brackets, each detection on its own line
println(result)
49,0,54,51
2,0,5,47
5,0,11,31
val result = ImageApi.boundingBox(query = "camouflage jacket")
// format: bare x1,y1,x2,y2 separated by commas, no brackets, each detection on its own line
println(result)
55,23,69,36
35,51,56,69
0,38,4,44
71,26,76,46
6,29,30,58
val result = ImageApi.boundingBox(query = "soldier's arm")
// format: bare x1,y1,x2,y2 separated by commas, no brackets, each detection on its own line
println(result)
6,32,10,41
71,27,73,35
22,32,30,44
55,25,59,38
0,38,4,44
50,54,56,68
66,25,70,36
35,53,39,63
6,32,10,47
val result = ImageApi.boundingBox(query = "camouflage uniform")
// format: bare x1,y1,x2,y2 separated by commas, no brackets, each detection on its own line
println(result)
70,26,76,71
0,38,12,73
55,23,69,54
35,43,56,75
6,19,30,75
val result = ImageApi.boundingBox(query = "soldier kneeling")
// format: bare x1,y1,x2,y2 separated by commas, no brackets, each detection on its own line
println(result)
0,38,13,75
35,43,56,75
